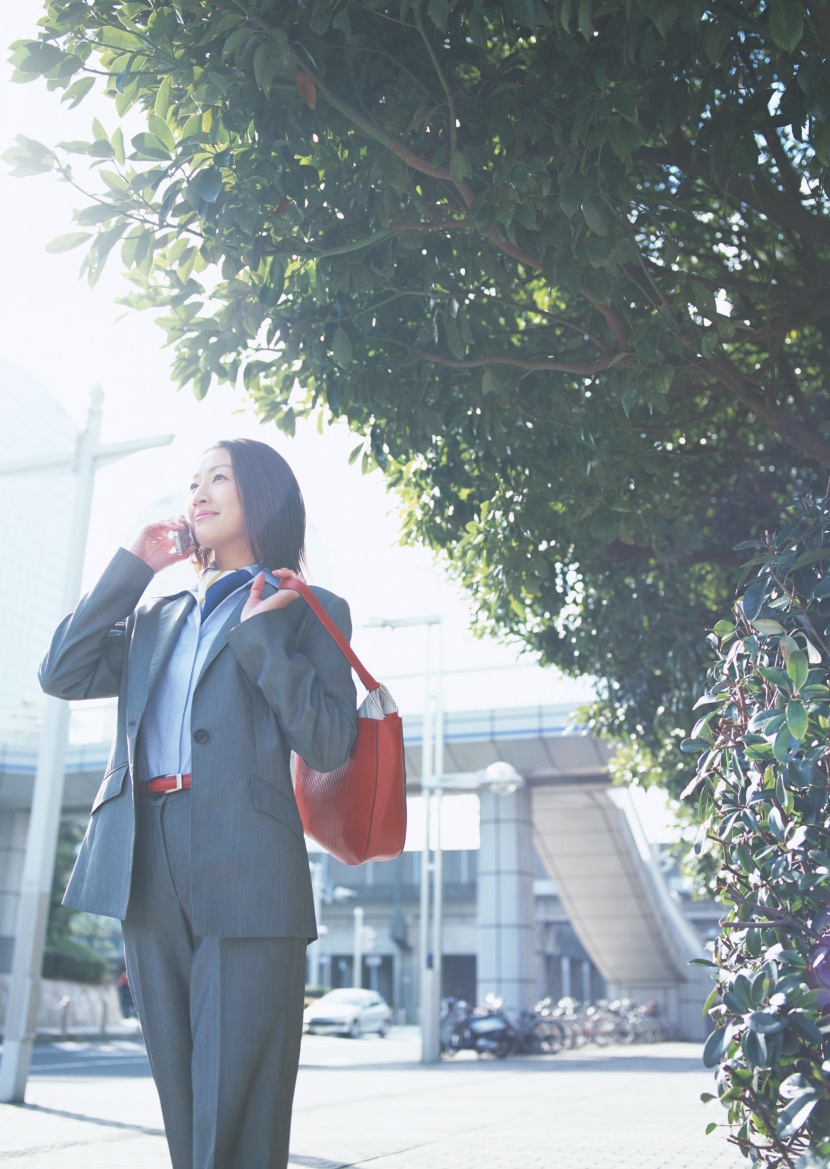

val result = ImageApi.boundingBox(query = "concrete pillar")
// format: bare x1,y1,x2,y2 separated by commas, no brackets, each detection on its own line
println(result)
476,785,535,1008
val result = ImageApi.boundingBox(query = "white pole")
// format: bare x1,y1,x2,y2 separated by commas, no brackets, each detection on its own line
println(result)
421,621,446,1063
0,389,102,1101
353,906,365,989
431,622,444,1030
362,614,442,1061
307,861,323,987
0,387,172,1103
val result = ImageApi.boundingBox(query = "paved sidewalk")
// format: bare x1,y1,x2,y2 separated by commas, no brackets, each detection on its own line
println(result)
1,1030,742,1167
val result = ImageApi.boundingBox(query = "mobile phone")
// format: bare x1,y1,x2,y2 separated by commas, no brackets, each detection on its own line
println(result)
172,523,195,556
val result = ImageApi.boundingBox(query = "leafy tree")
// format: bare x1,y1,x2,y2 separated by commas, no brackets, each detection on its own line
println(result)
7,0,830,767
688,496,830,1165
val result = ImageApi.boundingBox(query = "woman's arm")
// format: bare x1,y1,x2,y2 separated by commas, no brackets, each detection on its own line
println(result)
39,548,154,701
226,592,358,773
40,516,192,701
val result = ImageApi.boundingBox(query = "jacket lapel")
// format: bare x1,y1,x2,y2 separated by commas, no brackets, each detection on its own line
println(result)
194,581,270,686
126,592,195,767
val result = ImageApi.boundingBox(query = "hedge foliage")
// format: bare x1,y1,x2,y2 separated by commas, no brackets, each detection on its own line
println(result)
686,495,830,1166
42,938,109,985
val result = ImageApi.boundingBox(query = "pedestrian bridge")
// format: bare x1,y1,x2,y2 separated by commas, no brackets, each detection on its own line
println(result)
0,701,712,1037
402,702,712,1038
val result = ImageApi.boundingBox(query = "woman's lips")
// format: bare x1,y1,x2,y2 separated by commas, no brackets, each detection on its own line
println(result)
193,512,218,522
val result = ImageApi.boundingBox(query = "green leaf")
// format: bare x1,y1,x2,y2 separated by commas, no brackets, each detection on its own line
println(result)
702,987,720,1017
785,700,808,740
787,650,808,693
768,0,804,52
742,576,767,622
449,153,473,185
61,75,95,108
713,620,735,636
99,26,146,52
747,1010,787,1034
777,1092,817,1138
332,328,353,365
428,0,449,32
759,665,793,693
154,74,172,120
75,204,117,226
788,1011,823,1046
482,369,501,396
581,195,609,236
148,113,176,154
504,0,541,27
195,168,223,203
702,1024,733,1068
14,41,66,74
753,619,784,636
742,1028,768,1067
793,547,830,569
130,132,170,161
223,27,255,57
45,231,92,253
253,41,278,94
111,126,125,166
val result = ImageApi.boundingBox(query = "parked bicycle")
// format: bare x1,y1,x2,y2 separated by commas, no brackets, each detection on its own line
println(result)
442,994,675,1058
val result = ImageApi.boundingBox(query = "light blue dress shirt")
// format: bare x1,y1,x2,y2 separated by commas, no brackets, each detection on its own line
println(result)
138,565,267,779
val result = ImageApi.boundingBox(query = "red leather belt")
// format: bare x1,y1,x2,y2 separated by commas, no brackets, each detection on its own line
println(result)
137,773,192,796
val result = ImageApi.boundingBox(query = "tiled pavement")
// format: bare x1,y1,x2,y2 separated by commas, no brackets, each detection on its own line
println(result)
0,1030,743,1167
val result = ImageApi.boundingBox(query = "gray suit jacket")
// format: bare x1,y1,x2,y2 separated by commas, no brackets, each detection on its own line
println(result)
39,548,358,939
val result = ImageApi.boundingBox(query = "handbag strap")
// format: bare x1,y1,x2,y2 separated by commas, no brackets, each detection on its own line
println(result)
279,576,380,693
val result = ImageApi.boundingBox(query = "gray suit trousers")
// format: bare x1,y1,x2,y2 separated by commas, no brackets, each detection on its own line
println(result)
122,791,307,1169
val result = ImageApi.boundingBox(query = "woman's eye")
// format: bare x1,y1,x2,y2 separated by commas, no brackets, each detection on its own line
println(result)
189,483,197,492
213,473,226,482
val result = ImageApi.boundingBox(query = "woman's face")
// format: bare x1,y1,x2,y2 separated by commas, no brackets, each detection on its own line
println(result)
188,448,253,567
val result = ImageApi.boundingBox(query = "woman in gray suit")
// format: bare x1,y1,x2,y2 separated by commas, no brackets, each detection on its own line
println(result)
40,439,357,1169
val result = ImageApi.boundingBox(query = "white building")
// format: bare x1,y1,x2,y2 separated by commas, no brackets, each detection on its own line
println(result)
0,362,76,725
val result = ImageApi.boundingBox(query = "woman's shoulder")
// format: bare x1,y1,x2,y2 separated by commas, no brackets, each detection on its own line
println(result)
307,584,349,611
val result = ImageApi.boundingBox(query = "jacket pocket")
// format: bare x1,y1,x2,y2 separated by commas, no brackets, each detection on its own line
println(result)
91,763,128,813
249,775,305,842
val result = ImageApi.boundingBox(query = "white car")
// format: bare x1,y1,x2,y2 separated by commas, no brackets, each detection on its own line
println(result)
303,988,392,1038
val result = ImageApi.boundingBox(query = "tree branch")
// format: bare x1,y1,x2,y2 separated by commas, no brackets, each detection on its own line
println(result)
578,279,630,351
710,354,830,467
640,132,830,246
286,43,544,272
413,348,633,376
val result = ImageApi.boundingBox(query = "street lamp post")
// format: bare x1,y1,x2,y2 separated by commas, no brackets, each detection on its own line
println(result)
353,905,365,989
0,386,173,1103
365,614,443,1063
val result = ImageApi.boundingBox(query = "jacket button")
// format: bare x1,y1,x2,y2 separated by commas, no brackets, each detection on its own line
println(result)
194,729,209,744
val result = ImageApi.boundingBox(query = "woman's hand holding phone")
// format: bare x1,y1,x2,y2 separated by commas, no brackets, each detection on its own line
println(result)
240,569,303,622
129,516,195,573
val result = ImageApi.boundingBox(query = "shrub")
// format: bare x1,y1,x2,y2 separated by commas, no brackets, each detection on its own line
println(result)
686,494,830,1166
42,938,109,985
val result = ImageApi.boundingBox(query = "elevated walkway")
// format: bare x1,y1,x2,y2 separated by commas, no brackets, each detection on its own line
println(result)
531,778,711,1040
404,704,711,1038
1,703,713,1036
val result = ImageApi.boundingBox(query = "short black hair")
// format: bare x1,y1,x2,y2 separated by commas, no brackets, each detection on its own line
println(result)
195,438,306,572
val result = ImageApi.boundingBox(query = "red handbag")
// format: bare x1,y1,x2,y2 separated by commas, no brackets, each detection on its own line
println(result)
282,577,407,865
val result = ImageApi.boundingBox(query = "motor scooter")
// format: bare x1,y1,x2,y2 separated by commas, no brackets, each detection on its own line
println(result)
440,997,517,1059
